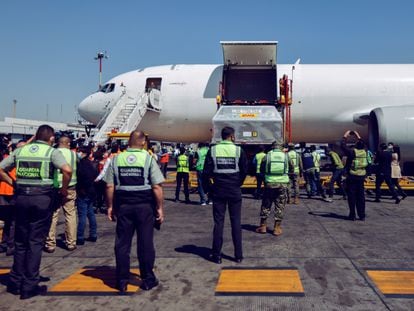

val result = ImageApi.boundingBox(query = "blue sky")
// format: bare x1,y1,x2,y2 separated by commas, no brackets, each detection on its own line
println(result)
1,0,413,123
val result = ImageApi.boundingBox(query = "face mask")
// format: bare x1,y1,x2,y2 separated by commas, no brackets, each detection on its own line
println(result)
77,152,83,158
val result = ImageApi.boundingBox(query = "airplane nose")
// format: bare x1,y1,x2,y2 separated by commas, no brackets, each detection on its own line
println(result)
78,95,95,123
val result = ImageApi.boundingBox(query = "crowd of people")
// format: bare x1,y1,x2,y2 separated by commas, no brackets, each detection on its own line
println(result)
0,125,409,299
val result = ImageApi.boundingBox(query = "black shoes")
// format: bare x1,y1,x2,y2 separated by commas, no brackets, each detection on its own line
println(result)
76,240,85,245
235,257,243,263
348,215,356,221
6,285,20,295
43,246,55,253
117,283,128,295
20,285,47,300
86,237,97,242
374,198,381,203
395,197,401,204
209,254,222,264
140,278,159,291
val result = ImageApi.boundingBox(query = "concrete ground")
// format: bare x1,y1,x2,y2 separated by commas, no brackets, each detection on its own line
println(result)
0,186,413,311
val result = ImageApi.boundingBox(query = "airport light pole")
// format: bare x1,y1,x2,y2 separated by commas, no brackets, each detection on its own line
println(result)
12,99,17,118
94,51,108,89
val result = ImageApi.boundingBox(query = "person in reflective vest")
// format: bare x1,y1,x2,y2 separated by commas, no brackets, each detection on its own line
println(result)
104,130,165,292
255,141,292,236
175,147,190,203
253,146,266,200
327,147,346,200
287,143,302,204
44,136,78,252
203,126,248,264
194,142,210,205
0,125,72,299
302,146,331,202
341,130,369,221
311,145,321,195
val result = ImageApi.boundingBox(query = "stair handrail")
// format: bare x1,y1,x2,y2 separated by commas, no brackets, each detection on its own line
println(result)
121,92,149,132
93,91,128,143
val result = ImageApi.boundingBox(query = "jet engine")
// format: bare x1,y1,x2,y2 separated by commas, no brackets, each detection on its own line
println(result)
369,105,414,173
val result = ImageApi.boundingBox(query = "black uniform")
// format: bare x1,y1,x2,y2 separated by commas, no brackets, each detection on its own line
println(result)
341,139,366,220
203,141,247,260
104,148,164,290
0,141,68,296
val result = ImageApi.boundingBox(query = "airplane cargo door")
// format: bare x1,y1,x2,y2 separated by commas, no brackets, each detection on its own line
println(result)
220,41,278,104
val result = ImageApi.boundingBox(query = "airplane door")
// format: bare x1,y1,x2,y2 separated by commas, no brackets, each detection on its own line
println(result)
145,78,162,110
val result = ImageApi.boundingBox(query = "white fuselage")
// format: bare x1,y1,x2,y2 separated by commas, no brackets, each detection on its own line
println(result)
78,63,414,149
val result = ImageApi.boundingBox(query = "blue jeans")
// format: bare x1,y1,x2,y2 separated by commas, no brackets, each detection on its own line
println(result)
77,197,97,241
197,170,207,203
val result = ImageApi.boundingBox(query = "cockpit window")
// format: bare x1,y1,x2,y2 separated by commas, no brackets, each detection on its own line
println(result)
99,83,115,93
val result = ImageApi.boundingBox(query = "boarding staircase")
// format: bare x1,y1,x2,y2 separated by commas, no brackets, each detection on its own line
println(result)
92,89,161,144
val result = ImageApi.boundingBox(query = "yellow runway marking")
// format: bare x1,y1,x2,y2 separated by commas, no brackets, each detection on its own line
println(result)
367,270,414,297
49,267,141,295
215,268,304,296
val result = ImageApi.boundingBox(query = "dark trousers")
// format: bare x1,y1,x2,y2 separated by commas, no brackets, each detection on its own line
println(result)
212,196,242,259
114,202,156,286
0,197,15,251
94,180,106,210
328,168,346,198
255,174,264,198
160,162,168,178
346,177,365,219
175,172,189,201
8,193,53,292
375,173,398,199
392,178,406,197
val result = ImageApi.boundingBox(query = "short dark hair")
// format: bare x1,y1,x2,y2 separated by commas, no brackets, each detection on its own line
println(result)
35,124,55,142
355,140,365,149
221,126,235,140
129,130,146,147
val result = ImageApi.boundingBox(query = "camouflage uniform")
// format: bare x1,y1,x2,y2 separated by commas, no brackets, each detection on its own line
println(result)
260,184,288,221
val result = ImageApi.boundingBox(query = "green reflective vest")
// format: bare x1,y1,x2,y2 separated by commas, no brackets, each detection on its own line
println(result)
113,149,152,191
255,152,266,174
329,151,344,169
15,142,55,187
350,149,368,176
177,154,189,173
54,148,77,188
195,147,209,171
287,150,300,174
265,149,289,184
312,151,321,172
211,141,241,174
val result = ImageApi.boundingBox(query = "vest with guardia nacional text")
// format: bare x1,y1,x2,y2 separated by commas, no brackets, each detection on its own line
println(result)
15,142,55,187
113,149,152,191
54,148,77,188
177,154,189,173
265,149,289,184
211,141,241,174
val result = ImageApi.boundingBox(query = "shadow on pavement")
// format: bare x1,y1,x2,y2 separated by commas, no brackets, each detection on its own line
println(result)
308,211,349,220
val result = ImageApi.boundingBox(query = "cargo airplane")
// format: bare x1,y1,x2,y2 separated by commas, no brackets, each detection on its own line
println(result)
78,43,414,170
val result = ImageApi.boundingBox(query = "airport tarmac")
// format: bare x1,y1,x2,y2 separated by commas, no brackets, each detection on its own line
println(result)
0,187,413,311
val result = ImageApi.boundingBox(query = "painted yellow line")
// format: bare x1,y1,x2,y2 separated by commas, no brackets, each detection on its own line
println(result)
216,269,304,294
367,270,414,295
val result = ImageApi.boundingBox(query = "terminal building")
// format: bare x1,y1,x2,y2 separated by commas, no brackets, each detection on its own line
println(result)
0,117,86,142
